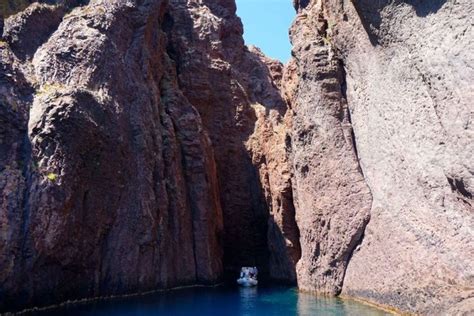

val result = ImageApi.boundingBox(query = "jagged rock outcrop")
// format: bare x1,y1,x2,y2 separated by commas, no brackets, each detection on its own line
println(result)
288,0,473,314
285,0,372,296
1,0,224,311
0,0,297,312
3,3,66,60
1,0,473,314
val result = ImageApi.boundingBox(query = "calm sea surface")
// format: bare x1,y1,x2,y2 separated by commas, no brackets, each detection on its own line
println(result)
32,286,391,316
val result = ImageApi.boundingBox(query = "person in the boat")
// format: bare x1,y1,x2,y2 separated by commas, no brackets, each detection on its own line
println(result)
248,267,257,279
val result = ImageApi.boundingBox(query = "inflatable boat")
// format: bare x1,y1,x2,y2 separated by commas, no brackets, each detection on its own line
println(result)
237,266,258,287
237,276,258,287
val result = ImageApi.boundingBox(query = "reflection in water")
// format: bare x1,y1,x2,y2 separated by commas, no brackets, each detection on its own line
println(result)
239,287,258,315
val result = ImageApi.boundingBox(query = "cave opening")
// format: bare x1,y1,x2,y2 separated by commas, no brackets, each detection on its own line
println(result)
236,0,295,63
215,0,299,285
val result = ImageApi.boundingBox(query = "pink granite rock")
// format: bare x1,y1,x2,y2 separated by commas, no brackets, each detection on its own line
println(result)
287,1,474,314
1,0,473,315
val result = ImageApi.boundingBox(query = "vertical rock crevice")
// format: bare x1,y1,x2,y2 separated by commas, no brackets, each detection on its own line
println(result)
164,0,300,283
1,0,300,311
335,59,373,291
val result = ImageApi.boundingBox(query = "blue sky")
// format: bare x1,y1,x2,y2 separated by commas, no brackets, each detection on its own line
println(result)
236,0,295,62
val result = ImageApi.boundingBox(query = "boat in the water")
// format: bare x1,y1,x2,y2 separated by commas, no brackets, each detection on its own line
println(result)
237,276,258,287
237,266,258,287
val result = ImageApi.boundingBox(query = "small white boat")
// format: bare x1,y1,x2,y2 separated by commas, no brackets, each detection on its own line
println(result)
237,266,258,287
237,276,258,287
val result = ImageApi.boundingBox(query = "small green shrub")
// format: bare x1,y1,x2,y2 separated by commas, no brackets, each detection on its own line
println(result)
46,172,58,181
36,83,65,96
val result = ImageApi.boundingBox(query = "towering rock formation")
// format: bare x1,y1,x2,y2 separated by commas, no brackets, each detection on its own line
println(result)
288,0,473,314
285,1,372,296
0,0,473,315
1,0,225,311
0,0,297,312
164,0,299,281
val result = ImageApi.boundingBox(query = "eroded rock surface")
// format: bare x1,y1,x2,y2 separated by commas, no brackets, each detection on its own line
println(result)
0,0,297,312
1,0,473,315
165,0,298,281
1,0,224,311
285,0,372,295
288,0,474,314
2,3,65,60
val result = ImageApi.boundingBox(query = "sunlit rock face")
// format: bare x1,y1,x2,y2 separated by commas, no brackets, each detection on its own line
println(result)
287,0,473,314
0,0,473,315
284,0,372,297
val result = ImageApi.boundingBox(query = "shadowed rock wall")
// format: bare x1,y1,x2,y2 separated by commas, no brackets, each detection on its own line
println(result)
1,0,224,311
165,0,299,282
0,0,298,312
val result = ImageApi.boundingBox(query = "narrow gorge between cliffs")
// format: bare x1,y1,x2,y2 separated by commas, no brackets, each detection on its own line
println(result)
0,0,472,315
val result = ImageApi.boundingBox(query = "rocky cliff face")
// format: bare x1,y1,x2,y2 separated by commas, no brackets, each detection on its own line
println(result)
0,0,473,315
164,0,299,281
288,0,473,314
286,1,372,296
1,0,226,311
0,0,297,312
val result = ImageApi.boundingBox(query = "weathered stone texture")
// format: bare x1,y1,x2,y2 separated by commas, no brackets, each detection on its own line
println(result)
165,0,298,281
2,3,65,60
1,0,224,311
288,0,474,314
285,0,372,295
0,0,295,312
1,0,473,315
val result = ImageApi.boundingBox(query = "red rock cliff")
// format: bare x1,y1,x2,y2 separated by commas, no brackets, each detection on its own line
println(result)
287,0,473,315
164,0,299,282
0,0,473,315
0,0,297,312
1,0,225,311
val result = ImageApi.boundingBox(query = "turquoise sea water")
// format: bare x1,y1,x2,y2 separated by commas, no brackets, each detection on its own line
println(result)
33,286,391,316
